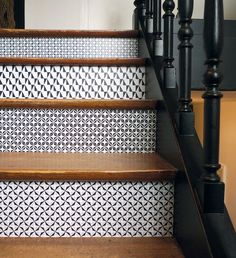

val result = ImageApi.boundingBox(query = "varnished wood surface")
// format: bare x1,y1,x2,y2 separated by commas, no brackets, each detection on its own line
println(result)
0,153,176,181
0,237,184,258
0,99,158,110
0,29,139,38
0,57,146,66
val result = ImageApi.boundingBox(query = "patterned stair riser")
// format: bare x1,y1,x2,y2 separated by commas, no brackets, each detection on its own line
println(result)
0,108,157,153
0,181,174,237
0,38,138,58
0,65,145,99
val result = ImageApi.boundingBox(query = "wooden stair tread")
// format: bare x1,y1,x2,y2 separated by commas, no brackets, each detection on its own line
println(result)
0,29,139,38
0,57,146,66
0,237,184,258
0,99,158,110
0,152,176,181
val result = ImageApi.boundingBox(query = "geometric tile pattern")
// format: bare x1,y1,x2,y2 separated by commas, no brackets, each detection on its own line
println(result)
0,38,138,58
0,181,174,237
0,65,145,99
0,109,157,153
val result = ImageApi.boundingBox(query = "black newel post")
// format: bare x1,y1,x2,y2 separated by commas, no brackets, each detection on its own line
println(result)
133,0,146,29
202,0,224,213
153,0,163,57
177,0,194,135
163,0,176,88
145,0,154,33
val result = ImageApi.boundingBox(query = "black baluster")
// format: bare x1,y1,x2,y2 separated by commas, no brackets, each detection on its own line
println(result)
202,0,225,213
177,0,194,135
163,0,175,88
133,0,146,29
146,0,154,33
153,0,163,57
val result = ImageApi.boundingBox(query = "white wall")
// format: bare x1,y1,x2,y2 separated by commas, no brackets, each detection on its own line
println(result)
25,0,133,29
25,0,236,30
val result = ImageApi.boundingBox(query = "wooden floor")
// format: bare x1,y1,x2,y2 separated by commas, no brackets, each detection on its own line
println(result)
0,237,184,258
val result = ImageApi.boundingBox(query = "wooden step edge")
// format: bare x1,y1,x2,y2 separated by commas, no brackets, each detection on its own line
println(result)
0,29,139,38
0,57,146,66
0,99,159,110
0,152,177,181
0,237,184,258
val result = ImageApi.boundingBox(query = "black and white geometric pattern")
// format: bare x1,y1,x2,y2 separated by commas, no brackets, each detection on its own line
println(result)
0,38,138,58
0,181,174,237
0,65,145,99
0,109,157,153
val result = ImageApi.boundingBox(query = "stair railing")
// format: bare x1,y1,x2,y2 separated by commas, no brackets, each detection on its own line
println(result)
134,0,225,213
134,0,236,257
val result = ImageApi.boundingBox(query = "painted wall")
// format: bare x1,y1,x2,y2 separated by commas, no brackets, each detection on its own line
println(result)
25,0,236,30
193,92,236,230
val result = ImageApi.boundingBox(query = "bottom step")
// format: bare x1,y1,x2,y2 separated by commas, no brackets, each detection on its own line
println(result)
0,237,184,258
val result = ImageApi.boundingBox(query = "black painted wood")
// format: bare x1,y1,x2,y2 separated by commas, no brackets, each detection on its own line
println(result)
201,0,225,213
202,0,223,182
153,0,163,56
133,0,146,29
177,0,194,135
138,24,214,258
172,19,236,91
163,0,176,88
14,0,25,29
145,0,154,33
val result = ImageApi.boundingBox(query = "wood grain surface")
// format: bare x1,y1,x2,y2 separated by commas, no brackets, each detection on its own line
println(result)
0,152,176,181
0,237,184,258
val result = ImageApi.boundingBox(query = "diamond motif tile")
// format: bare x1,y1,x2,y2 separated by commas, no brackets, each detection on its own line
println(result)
0,181,174,237
0,65,145,99
0,38,138,58
0,109,157,153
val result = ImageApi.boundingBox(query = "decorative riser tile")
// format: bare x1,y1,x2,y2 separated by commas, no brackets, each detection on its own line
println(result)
0,38,138,58
0,65,145,99
0,181,174,237
0,109,157,153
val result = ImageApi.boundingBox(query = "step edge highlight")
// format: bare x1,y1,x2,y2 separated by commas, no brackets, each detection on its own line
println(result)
0,29,139,38
0,99,159,109
0,57,146,66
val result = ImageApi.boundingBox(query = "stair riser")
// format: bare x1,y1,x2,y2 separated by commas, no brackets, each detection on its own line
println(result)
0,38,138,58
0,181,174,237
0,108,157,153
0,65,145,99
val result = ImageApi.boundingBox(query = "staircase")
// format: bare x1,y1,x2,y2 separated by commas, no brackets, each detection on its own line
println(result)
0,29,184,257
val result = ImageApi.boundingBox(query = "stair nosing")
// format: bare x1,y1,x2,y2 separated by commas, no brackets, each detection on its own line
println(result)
0,99,158,110
0,57,146,66
0,29,139,38
0,152,176,181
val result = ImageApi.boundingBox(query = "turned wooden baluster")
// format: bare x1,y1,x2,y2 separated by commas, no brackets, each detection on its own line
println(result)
153,0,163,56
163,0,175,88
133,0,146,29
202,0,225,213
177,0,194,135
145,0,154,33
